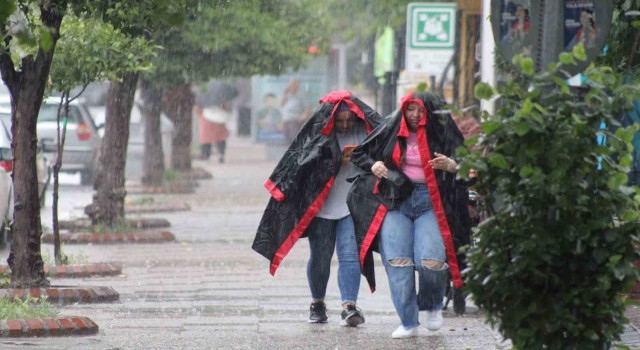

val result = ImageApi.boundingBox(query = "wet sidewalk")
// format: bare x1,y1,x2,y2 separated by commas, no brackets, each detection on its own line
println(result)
1,135,639,349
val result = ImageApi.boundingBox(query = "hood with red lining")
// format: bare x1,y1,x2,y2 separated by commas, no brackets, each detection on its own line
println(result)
319,90,373,135
397,93,428,137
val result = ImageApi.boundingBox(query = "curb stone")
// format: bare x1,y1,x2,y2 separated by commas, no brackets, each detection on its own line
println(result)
58,218,171,231
0,316,98,337
0,286,119,305
0,263,122,278
42,231,176,244
125,203,191,214
126,183,196,194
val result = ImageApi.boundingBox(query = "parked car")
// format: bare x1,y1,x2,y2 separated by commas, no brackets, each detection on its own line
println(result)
0,108,51,247
0,96,101,185
0,110,13,248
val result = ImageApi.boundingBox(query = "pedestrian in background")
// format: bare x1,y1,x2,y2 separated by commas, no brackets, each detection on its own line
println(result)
195,81,238,163
280,79,311,144
253,90,382,326
350,91,472,338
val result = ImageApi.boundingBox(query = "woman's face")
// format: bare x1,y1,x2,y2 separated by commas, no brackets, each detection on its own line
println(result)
404,102,424,132
516,6,525,20
335,110,356,133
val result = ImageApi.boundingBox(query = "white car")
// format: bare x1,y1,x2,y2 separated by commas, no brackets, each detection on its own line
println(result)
0,113,13,248
0,95,101,185
0,108,52,247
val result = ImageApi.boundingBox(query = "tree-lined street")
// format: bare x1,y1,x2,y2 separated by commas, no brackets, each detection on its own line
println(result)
0,0,639,348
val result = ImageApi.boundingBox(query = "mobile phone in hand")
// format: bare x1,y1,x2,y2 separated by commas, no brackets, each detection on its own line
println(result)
342,145,357,163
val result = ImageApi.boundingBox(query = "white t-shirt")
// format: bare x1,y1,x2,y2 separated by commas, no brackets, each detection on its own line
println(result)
316,123,366,220
202,106,230,124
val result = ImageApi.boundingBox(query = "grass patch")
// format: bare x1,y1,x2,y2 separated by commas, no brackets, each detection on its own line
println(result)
41,249,89,266
0,271,8,288
89,221,137,234
0,296,58,319
164,169,181,182
126,197,155,206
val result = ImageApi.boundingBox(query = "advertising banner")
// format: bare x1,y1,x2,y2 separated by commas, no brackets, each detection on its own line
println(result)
491,0,612,76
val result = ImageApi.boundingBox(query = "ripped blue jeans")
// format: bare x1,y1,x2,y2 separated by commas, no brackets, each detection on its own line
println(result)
378,183,448,329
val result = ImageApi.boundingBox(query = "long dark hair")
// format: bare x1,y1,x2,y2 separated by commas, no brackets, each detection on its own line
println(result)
398,91,447,165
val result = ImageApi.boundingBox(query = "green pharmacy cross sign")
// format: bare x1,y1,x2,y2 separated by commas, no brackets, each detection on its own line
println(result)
409,4,456,49
405,3,456,74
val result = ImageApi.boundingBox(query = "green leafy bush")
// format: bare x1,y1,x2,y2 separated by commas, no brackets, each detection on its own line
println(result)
461,47,640,349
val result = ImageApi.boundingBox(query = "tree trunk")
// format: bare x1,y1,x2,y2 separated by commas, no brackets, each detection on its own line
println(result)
85,72,139,227
140,79,164,186
7,64,50,288
162,84,194,171
0,3,67,287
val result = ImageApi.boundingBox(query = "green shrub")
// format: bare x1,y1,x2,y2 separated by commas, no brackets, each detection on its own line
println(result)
460,47,640,349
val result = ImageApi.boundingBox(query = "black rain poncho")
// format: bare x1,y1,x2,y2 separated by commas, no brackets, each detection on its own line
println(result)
348,91,472,292
252,90,382,275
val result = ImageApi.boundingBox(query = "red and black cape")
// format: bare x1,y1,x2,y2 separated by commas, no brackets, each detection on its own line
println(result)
348,91,472,292
252,90,382,275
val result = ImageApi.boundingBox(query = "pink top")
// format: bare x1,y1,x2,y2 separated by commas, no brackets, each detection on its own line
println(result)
401,133,425,183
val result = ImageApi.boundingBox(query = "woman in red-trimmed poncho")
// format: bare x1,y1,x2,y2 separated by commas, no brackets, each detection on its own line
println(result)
350,91,472,339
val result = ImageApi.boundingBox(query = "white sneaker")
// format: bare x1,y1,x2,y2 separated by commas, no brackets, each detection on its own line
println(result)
425,310,443,331
391,325,418,339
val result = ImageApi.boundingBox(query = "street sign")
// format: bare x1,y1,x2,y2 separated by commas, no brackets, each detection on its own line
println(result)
405,3,457,75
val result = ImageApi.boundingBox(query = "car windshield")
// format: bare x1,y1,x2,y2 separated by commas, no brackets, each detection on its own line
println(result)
0,101,87,125
38,104,82,124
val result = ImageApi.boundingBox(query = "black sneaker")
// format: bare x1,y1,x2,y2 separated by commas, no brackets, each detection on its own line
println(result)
340,304,365,327
308,301,328,323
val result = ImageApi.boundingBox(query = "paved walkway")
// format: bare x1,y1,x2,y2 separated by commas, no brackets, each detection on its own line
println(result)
0,135,638,349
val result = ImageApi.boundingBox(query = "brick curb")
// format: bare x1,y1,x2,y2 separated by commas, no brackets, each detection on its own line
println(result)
125,203,191,214
0,263,122,279
0,286,119,305
42,231,176,244
126,183,196,194
0,316,99,337
58,218,171,231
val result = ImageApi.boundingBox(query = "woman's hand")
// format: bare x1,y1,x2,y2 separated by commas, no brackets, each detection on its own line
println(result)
429,152,458,173
371,161,389,178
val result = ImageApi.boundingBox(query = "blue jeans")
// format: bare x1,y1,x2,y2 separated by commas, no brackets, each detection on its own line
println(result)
306,215,361,305
378,183,448,329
